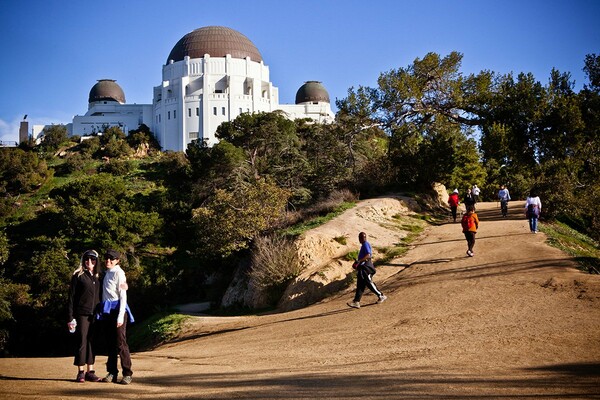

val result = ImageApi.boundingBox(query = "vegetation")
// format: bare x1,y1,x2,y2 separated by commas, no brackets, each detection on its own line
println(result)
0,52,598,356
541,221,600,274
128,312,189,351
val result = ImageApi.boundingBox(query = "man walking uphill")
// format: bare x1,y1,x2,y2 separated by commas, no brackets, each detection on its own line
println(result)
348,232,387,309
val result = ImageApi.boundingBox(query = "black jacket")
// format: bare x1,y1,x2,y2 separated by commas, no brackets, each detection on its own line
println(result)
67,270,100,321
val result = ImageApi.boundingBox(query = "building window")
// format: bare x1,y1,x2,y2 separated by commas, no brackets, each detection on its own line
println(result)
188,108,191,117
189,132,198,140
174,110,176,118
168,111,171,120
196,107,199,116
158,114,161,123
222,107,226,116
239,108,243,114
213,107,217,115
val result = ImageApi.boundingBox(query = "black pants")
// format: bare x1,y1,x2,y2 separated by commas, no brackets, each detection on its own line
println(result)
464,231,476,252
450,206,458,221
104,310,133,377
353,268,382,302
73,314,95,366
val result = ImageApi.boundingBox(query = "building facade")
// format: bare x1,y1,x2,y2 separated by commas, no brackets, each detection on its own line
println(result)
64,26,334,151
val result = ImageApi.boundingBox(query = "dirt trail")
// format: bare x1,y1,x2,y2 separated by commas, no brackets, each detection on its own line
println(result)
1,201,599,399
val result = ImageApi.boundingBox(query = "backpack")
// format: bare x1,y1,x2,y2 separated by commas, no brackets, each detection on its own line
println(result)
461,214,474,231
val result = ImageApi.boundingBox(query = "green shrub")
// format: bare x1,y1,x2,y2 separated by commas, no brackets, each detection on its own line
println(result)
333,236,347,245
129,312,189,351
98,160,135,176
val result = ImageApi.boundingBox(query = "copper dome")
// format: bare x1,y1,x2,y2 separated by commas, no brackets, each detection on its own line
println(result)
295,81,330,104
167,26,263,64
88,79,126,104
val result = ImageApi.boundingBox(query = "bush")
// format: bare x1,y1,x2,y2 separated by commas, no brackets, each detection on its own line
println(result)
62,153,90,174
248,235,302,305
98,159,135,176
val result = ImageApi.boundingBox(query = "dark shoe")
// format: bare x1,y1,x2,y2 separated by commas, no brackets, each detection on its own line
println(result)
85,371,101,382
120,375,133,385
102,372,117,383
76,371,85,383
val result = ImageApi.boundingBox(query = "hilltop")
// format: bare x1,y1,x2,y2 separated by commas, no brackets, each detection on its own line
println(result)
0,199,599,399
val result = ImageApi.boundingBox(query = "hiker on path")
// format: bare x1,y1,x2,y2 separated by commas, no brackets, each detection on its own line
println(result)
472,184,481,203
463,188,476,211
461,205,479,257
67,250,102,383
498,185,511,217
524,191,542,233
98,249,134,385
348,232,387,309
448,189,460,222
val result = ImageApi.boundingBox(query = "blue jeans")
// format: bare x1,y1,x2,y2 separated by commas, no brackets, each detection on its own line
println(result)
529,216,538,232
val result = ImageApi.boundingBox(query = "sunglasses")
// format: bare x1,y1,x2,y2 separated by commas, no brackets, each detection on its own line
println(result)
83,256,97,262
105,256,116,261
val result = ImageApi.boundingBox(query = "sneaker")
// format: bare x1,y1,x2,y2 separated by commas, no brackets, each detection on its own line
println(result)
120,375,133,385
347,301,360,309
377,295,387,304
85,371,101,382
466,250,471,257
76,371,85,383
102,373,117,383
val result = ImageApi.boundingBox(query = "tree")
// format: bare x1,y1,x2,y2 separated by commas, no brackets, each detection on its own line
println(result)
127,124,161,154
297,122,349,200
216,112,308,197
191,179,290,258
583,53,600,91
186,139,248,202
99,126,132,158
50,174,162,252
0,148,51,196
39,125,68,157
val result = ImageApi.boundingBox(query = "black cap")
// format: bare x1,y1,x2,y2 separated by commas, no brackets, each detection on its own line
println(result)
105,249,121,259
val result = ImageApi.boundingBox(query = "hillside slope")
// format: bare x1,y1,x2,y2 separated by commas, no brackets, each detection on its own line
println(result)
1,200,599,399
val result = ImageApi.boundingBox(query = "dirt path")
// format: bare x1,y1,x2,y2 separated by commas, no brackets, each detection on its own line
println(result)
1,201,599,399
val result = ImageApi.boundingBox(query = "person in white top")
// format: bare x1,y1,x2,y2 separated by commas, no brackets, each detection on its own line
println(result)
524,190,542,233
99,249,134,385
472,184,481,203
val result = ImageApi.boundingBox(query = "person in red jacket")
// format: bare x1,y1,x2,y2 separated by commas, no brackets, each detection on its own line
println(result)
448,189,460,222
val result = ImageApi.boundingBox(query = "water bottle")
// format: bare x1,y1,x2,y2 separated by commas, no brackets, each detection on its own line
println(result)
69,319,77,333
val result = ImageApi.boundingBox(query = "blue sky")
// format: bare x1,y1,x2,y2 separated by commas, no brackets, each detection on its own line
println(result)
1,0,598,143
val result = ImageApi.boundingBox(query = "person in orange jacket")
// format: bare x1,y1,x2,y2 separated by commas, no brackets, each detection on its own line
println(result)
461,205,480,257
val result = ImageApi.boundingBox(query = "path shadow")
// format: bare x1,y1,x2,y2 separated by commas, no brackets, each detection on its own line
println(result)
0,375,71,383
46,362,600,398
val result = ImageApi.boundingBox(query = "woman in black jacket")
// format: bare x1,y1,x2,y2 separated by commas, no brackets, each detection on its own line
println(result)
67,249,101,383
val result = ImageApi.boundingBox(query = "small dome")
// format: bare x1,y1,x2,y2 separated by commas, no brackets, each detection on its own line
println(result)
295,81,330,104
167,26,262,64
88,79,125,104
